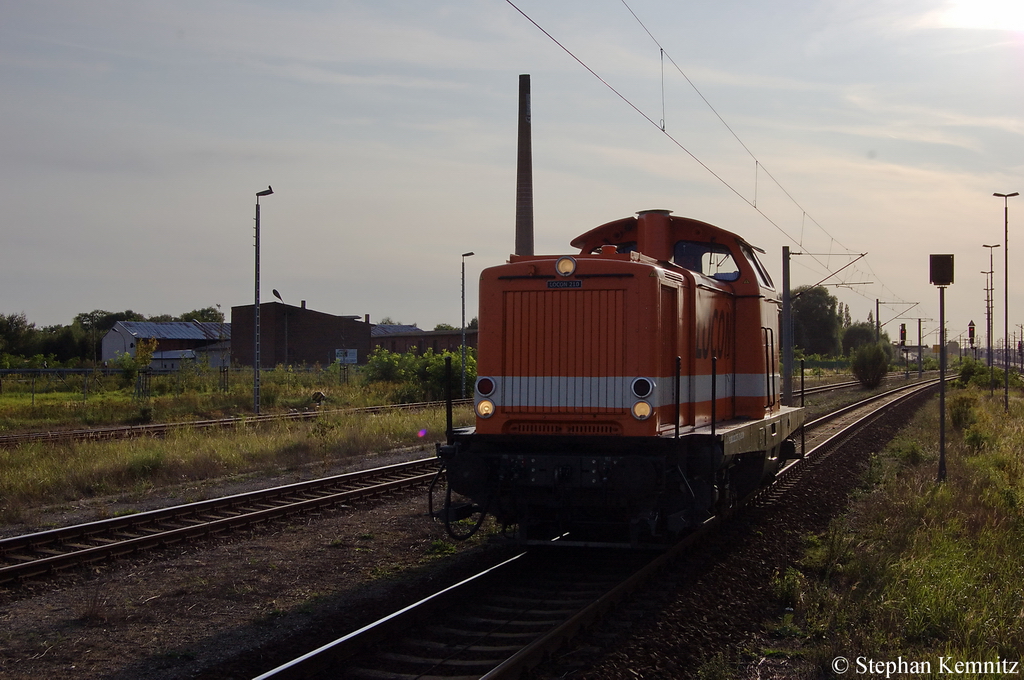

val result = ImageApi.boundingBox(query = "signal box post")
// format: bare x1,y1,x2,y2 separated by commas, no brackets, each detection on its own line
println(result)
900,323,908,378
930,254,954,482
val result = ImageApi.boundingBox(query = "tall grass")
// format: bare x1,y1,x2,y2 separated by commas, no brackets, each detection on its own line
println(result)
0,366,410,432
0,405,472,522
773,387,1024,675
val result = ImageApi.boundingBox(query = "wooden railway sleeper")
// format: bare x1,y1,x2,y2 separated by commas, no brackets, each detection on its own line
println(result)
406,639,526,654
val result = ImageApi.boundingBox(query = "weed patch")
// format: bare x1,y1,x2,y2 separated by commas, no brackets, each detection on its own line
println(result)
0,406,472,516
770,391,1024,671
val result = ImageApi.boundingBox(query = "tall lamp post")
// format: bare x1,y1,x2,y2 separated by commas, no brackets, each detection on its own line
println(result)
983,243,1000,394
994,192,1018,412
254,186,273,414
461,251,475,398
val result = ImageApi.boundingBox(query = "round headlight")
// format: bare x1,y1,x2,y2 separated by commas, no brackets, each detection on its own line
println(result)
555,256,577,277
476,399,495,418
476,377,495,396
631,377,654,398
631,400,652,420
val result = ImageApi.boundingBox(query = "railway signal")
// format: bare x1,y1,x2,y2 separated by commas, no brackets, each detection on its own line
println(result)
930,253,953,483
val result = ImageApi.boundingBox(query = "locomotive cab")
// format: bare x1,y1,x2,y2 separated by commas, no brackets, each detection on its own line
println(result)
438,210,803,546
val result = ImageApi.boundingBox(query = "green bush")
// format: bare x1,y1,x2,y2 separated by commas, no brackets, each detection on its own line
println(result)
964,427,994,451
363,347,476,401
956,356,1024,390
851,343,889,388
948,391,977,430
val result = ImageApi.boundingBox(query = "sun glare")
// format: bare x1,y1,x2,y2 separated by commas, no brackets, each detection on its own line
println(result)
933,0,1024,32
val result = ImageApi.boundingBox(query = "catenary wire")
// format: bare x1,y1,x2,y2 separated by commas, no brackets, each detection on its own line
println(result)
504,0,912,313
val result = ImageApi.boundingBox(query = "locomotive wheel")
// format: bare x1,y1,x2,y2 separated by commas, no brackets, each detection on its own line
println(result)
714,469,736,515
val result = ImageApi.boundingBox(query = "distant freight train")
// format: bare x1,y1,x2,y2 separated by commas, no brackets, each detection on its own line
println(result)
435,209,804,545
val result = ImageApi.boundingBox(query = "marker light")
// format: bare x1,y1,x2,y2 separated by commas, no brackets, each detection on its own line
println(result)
476,377,495,396
476,399,495,418
631,401,652,420
555,257,577,276
631,377,654,398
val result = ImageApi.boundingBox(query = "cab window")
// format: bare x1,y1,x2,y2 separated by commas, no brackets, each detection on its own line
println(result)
740,243,774,288
673,240,740,281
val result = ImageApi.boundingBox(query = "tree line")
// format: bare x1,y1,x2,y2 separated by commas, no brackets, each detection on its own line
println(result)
0,307,224,368
792,285,892,359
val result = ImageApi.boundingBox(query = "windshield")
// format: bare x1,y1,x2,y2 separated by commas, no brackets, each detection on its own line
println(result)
673,240,740,281
740,243,774,288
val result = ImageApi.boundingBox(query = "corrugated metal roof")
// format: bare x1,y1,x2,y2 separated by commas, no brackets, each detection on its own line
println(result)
152,350,197,359
370,324,423,337
115,321,231,340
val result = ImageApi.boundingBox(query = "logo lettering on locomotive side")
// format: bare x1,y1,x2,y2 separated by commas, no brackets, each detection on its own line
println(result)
695,308,734,360
547,280,582,289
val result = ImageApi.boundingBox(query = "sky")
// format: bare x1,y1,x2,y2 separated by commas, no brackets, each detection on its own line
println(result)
2,0,1023,349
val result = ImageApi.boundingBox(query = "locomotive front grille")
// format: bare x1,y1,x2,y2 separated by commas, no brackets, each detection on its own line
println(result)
506,422,624,435
502,288,626,413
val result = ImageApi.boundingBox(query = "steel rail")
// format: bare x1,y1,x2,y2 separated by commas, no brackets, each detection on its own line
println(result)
799,371,936,397
0,457,440,584
252,552,532,680
803,377,940,431
251,378,942,679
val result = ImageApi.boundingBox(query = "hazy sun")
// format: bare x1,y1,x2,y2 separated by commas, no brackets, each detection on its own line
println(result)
930,0,1024,32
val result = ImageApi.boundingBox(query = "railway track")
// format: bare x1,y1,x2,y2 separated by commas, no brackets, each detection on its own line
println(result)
0,398,472,448
0,457,441,584
798,370,936,398
251,378,940,680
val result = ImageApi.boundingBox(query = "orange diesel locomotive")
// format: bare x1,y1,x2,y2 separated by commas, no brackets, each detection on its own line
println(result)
438,209,803,545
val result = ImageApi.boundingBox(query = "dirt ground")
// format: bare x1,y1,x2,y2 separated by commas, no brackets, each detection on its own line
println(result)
0,446,510,680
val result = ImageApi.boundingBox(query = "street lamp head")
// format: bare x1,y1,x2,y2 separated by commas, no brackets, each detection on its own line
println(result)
272,289,283,302
994,192,1019,198
983,243,1000,249
462,251,475,258
257,186,274,197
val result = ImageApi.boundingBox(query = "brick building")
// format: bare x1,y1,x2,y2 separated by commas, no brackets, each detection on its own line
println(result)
231,301,372,367
371,325,478,355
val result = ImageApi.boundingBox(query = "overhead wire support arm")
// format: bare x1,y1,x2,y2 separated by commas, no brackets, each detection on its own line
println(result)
880,302,921,329
791,253,867,299
822,282,873,287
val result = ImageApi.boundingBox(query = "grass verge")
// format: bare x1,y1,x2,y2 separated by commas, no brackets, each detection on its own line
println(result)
766,387,1024,677
0,405,472,522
